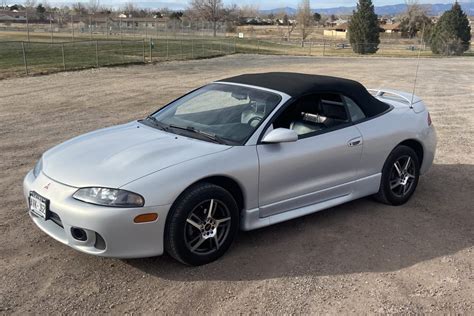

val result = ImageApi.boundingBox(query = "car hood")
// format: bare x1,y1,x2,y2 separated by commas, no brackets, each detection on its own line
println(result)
42,121,230,188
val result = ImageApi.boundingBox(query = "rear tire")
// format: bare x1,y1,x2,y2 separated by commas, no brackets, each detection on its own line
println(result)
374,145,420,206
164,183,239,266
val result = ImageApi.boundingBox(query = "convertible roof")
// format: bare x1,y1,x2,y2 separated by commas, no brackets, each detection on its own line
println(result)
219,72,390,117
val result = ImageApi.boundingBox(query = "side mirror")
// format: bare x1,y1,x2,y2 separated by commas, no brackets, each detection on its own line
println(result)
262,128,298,144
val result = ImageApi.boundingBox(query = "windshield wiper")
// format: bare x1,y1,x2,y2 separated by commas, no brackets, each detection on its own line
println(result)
168,124,227,145
145,116,169,131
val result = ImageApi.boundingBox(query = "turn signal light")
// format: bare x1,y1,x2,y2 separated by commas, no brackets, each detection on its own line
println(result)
134,213,158,223
427,112,432,126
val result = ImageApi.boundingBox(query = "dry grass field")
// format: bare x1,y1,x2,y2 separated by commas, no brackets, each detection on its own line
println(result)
0,55,473,314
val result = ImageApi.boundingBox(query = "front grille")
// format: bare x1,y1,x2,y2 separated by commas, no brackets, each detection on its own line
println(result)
48,211,63,228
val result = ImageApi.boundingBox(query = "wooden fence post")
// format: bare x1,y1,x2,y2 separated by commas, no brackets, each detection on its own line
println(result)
21,42,28,75
61,43,66,70
149,38,153,63
95,40,99,67
120,39,124,62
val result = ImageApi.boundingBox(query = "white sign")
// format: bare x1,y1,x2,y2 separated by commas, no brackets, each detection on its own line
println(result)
239,33,244,38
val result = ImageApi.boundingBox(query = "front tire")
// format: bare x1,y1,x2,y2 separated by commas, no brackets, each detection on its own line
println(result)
374,145,420,206
164,183,239,266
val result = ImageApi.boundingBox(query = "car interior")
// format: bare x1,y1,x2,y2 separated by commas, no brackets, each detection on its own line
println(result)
273,93,351,136
169,88,281,143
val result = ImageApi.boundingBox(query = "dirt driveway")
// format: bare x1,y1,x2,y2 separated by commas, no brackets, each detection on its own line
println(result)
1,55,473,314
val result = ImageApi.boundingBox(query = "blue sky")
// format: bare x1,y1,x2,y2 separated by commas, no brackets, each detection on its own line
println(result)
16,0,471,10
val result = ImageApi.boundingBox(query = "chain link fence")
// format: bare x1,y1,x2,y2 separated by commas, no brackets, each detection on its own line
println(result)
0,37,236,78
1,37,472,79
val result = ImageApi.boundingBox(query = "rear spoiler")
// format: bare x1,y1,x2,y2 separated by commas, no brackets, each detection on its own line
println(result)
368,88,422,108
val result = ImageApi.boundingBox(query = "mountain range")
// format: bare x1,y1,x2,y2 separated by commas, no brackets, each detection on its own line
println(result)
260,2,474,16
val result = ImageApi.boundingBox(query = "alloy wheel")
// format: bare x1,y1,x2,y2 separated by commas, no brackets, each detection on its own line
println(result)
389,155,416,198
184,199,231,255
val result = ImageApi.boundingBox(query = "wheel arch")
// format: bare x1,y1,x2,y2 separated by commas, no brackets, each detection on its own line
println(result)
397,139,424,167
173,175,246,214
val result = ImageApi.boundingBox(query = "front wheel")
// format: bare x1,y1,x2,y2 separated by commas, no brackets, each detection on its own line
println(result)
374,145,420,206
164,183,239,266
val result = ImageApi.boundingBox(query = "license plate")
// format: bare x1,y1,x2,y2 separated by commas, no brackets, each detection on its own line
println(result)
29,192,49,220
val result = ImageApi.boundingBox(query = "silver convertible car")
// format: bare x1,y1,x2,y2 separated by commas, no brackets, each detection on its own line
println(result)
24,73,436,265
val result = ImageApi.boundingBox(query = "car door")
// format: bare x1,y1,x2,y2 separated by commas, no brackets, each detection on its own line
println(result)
256,93,363,218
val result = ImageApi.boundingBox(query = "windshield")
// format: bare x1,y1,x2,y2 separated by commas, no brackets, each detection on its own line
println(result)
148,83,282,145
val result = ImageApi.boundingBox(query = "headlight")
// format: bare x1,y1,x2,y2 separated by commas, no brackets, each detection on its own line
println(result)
33,158,43,178
73,188,145,208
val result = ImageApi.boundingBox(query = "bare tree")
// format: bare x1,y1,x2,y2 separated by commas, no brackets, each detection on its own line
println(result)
123,2,138,17
72,2,88,16
24,0,37,9
296,0,314,46
88,0,100,14
189,0,224,37
400,0,432,39
239,4,259,18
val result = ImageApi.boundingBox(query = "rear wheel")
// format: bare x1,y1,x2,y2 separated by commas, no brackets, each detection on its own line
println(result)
164,183,239,266
375,145,420,205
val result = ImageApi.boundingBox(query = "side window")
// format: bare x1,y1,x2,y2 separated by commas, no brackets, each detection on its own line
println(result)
273,93,350,137
343,96,366,122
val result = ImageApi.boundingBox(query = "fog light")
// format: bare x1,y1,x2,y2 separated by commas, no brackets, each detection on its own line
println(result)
134,213,158,223
71,227,87,241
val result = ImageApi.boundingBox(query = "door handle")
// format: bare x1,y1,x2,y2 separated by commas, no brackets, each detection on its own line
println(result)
348,137,363,147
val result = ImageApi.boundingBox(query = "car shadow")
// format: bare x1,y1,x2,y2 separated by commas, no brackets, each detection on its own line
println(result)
125,163,473,281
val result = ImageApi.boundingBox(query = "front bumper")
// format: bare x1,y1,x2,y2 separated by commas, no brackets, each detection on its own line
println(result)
23,170,171,258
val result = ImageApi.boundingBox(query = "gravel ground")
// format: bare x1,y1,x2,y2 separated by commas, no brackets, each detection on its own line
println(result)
0,55,473,314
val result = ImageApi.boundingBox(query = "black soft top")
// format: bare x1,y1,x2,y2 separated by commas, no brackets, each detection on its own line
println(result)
219,72,390,117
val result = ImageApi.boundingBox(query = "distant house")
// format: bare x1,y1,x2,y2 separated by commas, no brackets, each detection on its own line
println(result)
381,22,401,34
0,10,26,22
112,16,170,30
326,19,348,28
323,22,348,39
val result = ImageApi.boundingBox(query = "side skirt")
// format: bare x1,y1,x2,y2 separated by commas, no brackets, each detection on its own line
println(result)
240,173,381,231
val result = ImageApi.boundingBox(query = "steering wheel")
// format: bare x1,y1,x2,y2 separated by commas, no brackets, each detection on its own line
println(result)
248,116,262,127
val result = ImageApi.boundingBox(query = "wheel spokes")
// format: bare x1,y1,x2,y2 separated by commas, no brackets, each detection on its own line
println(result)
213,235,220,250
191,237,206,251
402,183,410,195
185,198,231,255
390,155,417,198
186,213,203,230
207,199,216,219
403,157,411,172
186,218,201,230
394,161,403,176
215,217,231,226
390,179,401,189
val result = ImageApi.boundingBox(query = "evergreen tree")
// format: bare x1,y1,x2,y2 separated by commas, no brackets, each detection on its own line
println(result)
430,2,471,56
36,4,46,21
348,0,380,54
